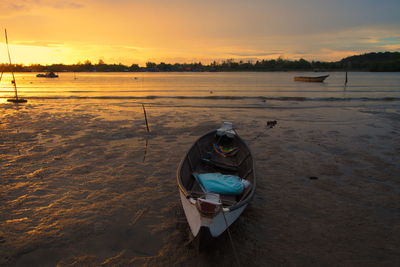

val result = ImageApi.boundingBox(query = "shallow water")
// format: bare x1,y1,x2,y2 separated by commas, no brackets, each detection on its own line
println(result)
1,71,400,101
1,72,399,266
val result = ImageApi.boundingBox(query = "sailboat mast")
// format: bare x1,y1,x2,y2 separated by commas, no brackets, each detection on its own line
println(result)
5,29,18,100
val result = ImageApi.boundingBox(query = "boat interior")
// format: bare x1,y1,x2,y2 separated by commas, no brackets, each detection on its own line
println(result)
179,130,254,208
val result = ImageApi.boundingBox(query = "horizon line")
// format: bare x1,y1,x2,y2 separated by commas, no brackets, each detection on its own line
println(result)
0,51,397,67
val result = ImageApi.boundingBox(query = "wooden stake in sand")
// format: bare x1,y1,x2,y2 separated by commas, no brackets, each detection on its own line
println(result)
345,71,348,86
142,104,150,133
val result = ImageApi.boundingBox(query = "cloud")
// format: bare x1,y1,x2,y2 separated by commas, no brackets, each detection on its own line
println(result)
381,44,400,50
1,0,399,64
3,3,27,11
228,52,283,57
45,0,84,9
13,41,63,47
1,0,83,15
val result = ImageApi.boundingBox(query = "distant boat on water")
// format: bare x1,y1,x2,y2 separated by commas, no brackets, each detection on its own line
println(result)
294,75,329,82
36,71,59,78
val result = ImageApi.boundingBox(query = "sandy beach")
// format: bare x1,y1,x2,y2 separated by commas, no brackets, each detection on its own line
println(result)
2,0,400,263
1,93,399,266
1,0,400,263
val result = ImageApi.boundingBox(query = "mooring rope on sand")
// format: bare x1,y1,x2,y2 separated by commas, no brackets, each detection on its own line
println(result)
250,120,277,142
222,211,241,267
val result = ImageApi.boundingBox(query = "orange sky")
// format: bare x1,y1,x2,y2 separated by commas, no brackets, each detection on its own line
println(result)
1,0,399,66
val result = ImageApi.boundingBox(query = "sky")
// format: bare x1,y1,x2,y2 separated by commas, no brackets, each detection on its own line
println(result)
0,0,399,66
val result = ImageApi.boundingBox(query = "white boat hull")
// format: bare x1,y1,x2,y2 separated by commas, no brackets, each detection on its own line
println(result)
179,191,247,238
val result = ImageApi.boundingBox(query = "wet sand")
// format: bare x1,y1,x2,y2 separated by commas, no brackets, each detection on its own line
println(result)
1,100,399,266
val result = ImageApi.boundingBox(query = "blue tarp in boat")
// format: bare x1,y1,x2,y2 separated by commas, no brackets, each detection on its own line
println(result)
193,172,244,195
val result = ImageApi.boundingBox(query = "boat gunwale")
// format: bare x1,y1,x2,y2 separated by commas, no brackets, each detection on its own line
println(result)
294,75,329,79
176,128,256,211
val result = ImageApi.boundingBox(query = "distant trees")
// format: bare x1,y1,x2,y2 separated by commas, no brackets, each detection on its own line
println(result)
340,52,400,71
129,64,140,71
0,52,399,72
146,62,157,68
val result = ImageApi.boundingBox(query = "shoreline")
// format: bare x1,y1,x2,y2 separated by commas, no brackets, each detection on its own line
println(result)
1,70,400,73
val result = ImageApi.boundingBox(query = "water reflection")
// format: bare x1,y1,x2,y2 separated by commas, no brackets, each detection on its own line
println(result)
143,136,149,163
1,72,399,101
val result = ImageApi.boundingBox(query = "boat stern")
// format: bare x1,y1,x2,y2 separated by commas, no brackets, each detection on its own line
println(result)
179,191,247,238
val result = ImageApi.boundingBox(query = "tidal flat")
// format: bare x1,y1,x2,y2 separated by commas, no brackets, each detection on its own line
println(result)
1,72,400,266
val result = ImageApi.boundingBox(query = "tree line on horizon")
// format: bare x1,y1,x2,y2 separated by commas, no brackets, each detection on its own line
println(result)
0,52,399,72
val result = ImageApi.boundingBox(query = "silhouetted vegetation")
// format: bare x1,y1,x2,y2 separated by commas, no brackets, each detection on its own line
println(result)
340,52,400,72
0,52,399,72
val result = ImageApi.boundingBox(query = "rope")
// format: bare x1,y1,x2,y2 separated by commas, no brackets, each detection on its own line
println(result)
250,120,277,142
222,210,241,267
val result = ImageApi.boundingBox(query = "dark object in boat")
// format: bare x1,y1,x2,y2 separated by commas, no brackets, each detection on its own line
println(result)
309,176,319,180
294,75,329,82
36,71,59,78
267,120,277,128
177,122,255,247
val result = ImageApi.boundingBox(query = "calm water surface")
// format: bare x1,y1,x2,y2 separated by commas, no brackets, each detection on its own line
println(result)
1,72,400,102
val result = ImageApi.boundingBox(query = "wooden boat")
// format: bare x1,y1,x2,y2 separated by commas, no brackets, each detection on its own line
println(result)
36,71,59,78
177,122,255,248
7,97,27,103
294,75,329,82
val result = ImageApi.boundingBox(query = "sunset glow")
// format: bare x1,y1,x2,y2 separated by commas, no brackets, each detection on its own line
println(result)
1,0,399,65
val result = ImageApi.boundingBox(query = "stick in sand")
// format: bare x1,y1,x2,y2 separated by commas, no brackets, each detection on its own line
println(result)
142,104,150,133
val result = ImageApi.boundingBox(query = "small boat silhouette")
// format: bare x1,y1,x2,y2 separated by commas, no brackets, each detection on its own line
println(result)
294,75,329,82
36,71,59,78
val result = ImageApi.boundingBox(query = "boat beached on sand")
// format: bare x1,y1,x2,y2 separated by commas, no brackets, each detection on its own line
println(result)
294,75,329,82
177,122,255,248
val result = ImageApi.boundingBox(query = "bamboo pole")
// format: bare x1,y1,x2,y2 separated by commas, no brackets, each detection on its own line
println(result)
5,29,18,100
142,104,150,133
